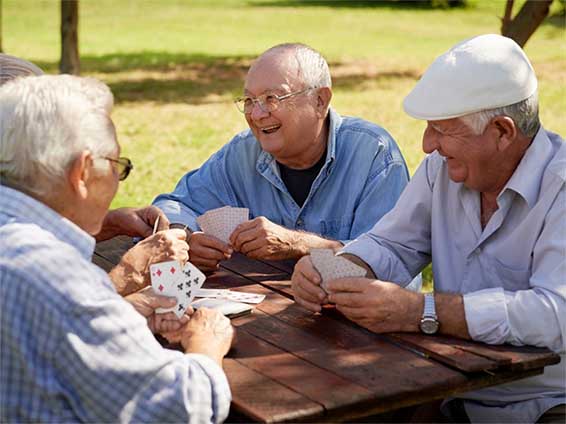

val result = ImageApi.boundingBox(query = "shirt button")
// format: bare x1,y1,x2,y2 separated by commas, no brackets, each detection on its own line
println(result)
296,219,304,228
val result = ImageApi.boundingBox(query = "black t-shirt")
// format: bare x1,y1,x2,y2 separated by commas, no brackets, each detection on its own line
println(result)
277,149,327,207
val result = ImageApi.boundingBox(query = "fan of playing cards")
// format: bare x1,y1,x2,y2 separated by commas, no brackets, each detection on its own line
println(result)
196,206,249,243
310,249,367,293
150,260,206,318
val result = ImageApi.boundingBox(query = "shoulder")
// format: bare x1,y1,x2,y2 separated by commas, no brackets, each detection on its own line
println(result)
335,115,405,163
544,130,566,183
0,223,115,311
206,128,262,166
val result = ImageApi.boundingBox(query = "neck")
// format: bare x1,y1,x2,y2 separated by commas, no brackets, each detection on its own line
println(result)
278,117,329,169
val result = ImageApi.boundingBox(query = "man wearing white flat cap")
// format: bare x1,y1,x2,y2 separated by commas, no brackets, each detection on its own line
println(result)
291,34,565,422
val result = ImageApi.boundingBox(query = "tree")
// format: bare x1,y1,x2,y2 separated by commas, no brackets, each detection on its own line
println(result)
60,0,80,74
1,0,4,53
501,0,554,47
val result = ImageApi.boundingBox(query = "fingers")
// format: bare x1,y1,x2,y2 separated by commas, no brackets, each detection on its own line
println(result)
147,292,177,309
192,233,232,256
328,291,367,308
291,257,325,313
325,277,367,294
230,220,259,251
335,304,372,320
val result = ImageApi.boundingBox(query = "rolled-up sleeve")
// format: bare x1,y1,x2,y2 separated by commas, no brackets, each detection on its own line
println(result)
464,186,566,352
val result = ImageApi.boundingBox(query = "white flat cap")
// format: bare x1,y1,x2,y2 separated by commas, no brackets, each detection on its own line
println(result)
403,34,537,120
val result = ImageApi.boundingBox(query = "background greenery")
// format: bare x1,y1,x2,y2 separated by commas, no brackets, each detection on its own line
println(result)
4,0,565,285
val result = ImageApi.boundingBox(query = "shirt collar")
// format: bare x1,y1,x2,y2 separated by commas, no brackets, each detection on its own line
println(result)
256,107,340,170
502,127,554,209
0,185,95,259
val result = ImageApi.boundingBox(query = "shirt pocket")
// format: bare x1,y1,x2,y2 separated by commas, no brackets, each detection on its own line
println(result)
319,214,353,240
490,255,531,291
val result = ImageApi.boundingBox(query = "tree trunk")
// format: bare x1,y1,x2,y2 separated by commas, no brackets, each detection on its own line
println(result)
1,0,3,53
60,0,80,75
501,0,553,48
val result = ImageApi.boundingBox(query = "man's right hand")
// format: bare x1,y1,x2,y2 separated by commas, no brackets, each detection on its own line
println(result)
164,308,234,366
291,255,328,313
109,229,189,296
188,231,232,271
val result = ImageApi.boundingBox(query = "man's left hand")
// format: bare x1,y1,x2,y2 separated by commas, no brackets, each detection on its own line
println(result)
326,278,422,333
125,287,191,334
230,216,302,260
96,206,169,241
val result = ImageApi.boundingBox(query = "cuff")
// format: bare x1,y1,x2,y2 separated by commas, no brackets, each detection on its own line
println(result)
463,288,510,345
153,200,199,231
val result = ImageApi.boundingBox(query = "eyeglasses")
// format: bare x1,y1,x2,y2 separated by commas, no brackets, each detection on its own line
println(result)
104,157,133,181
234,88,313,114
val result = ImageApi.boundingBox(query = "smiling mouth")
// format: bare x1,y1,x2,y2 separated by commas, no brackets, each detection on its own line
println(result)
261,124,281,134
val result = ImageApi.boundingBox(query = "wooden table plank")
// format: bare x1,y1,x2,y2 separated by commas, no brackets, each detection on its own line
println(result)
224,359,324,423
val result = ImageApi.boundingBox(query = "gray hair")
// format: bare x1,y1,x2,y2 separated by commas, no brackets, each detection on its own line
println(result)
460,92,540,138
0,75,117,198
0,53,44,85
261,43,332,89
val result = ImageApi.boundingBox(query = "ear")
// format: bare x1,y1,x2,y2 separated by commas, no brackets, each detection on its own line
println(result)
314,87,332,118
490,116,517,152
67,150,93,200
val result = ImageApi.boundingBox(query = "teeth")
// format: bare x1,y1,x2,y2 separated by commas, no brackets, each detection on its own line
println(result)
262,125,280,131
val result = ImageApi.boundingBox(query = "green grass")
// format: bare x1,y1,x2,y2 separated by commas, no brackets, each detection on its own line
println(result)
4,0,565,289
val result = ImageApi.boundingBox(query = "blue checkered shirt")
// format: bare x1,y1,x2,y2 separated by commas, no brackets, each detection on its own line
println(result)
0,185,231,423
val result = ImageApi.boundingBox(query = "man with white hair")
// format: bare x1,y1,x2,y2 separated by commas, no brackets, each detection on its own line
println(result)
0,53,182,295
0,75,233,422
154,43,414,276
292,34,565,422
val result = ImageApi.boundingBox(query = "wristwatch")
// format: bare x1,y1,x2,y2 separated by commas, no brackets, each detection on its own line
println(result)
419,293,440,335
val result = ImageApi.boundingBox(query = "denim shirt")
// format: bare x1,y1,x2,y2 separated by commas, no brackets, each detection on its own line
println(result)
153,108,410,244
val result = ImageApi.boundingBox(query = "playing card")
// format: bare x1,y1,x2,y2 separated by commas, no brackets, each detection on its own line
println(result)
195,288,231,298
150,260,182,296
196,206,249,243
309,249,367,293
180,262,206,306
150,260,207,318
222,291,266,304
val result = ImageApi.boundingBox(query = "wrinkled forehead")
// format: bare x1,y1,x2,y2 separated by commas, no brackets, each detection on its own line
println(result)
244,51,304,95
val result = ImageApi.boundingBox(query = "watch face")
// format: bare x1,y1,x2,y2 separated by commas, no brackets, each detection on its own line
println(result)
420,318,439,335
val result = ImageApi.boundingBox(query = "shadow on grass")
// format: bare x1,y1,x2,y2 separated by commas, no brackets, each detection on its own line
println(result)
32,51,419,105
248,0,468,10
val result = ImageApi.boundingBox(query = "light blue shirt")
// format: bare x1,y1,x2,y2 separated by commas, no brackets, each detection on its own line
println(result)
0,185,231,423
343,128,566,422
153,108,410,244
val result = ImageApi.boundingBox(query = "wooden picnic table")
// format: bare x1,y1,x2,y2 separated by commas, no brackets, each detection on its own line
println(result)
94,236,561,423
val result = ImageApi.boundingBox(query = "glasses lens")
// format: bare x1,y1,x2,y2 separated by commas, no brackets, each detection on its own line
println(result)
117,158,132,181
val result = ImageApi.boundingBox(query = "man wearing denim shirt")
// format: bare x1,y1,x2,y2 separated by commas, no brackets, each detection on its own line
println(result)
154,43,410,272
292,35,565,423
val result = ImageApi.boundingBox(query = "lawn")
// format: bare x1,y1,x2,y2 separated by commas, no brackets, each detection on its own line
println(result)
4,0,565,286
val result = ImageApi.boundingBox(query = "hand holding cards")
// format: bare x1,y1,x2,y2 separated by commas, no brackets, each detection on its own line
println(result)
196,206,249,243
150,260,206,318
310,249,367,293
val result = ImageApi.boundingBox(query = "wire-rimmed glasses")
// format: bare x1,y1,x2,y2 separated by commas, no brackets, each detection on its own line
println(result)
234,88,313,114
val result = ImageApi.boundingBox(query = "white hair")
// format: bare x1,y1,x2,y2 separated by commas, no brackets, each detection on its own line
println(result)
0,75,117,197
459,92,540,138
262,43,332,89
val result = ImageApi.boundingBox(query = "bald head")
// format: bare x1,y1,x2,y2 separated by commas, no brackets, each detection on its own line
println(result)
249,43,331,90
0,54,44,86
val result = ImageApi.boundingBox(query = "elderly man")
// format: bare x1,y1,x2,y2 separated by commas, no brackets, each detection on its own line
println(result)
292,34,565,422
0,75,233,422
153,43,410,271
0,52,182,297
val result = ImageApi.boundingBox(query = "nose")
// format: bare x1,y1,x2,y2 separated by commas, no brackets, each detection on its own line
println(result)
249,101,269,120
422,126,439,154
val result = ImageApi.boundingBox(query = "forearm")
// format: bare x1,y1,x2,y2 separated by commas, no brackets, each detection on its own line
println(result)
108,262,144,296
290,231,343,259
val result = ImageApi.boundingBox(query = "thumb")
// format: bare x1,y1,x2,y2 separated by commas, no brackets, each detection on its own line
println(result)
149,294,177,308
